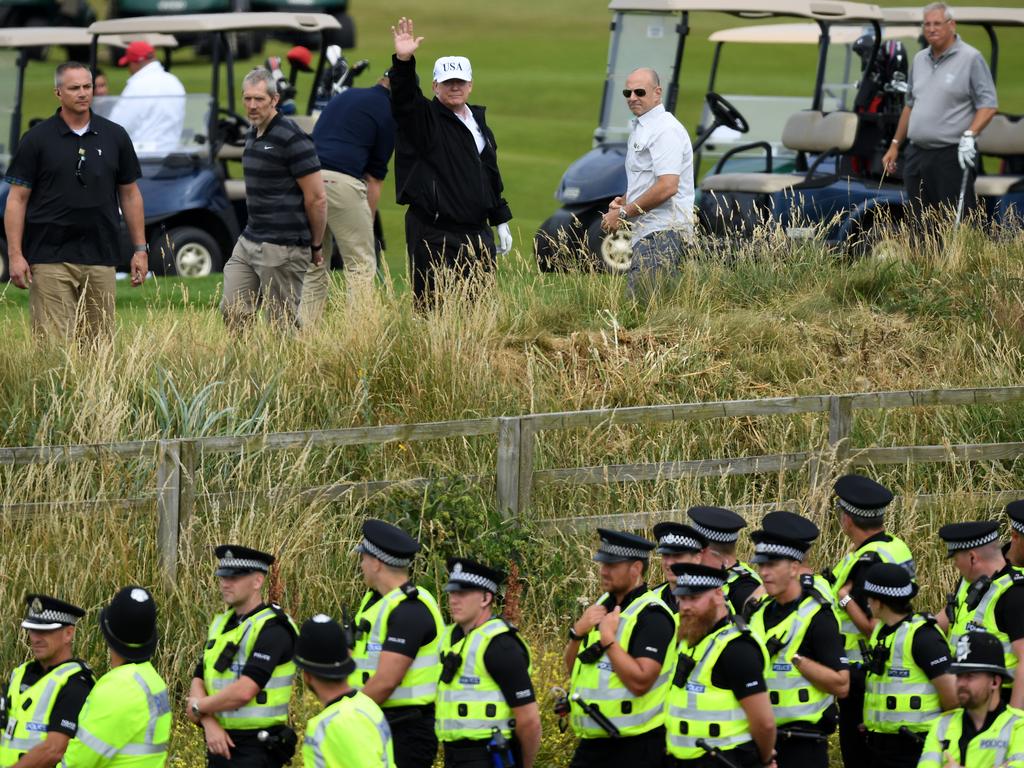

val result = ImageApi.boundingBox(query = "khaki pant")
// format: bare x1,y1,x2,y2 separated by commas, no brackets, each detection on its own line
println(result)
221,236,310,331
29,263,115,342
301,170,376,325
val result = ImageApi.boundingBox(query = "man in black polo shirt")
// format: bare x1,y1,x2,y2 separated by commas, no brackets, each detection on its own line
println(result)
4,61,147,342
221,68,326,331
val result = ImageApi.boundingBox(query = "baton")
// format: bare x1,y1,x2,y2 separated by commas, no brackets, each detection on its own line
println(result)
778,728,829,743
898,726,925,746
696,737,742,768
569,693,620,738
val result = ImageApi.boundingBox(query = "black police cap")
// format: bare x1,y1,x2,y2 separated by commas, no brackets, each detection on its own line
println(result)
950,631,1011,678
354,519,421,568
652,522,708,555
670,562,728,597
938,520,1000,557
861,562,918,602
99,586,158,662
593,528,655,564
444,557,506,594
294,614,355,680
21,594,85,631
687,506,746,544
214,544,275,577
750,511,817,564
834,474,894,519
761,510,820,542
1006,499,1024,535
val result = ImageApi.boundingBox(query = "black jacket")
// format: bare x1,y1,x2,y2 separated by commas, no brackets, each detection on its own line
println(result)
390,54,511,228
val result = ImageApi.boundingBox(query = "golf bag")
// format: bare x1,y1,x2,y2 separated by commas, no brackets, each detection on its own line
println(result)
313,45,370,112
848,35,910,178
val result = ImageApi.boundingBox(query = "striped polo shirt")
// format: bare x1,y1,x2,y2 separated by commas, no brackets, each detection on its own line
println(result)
241,112,321,245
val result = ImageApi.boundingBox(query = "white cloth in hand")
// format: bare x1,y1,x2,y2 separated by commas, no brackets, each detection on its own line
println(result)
497,222,513,255
958,133,977,170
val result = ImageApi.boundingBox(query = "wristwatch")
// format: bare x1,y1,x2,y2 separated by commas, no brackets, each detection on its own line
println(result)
190,700,202,717
310,243,324,252
568,626,584,641
133,243,149,254
963,130,976,137
838,594,853,609
618,206,629,220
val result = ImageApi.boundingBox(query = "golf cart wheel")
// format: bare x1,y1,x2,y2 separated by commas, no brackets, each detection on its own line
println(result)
154,226,222,278
332,12,356,49
586,218,632,274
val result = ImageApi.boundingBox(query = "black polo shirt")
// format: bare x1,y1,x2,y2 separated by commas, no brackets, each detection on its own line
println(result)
4,108,140,266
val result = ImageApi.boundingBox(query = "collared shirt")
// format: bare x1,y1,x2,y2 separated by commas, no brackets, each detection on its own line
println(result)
106,61,187,156
3,108,140,266
454,106,485,154
313,84,396,180
907,36,998,149
624,103,694,245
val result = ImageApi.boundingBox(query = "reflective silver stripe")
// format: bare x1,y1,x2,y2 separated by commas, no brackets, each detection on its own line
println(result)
864,709,940,724
438,689,506,704
669,733,752,749
773,701,832,720
75,726,119,759
18,662,83,749
438,718,513,733
210,673,293,691
577,706,661,731
409,654,440,671
6,738,44,750
118,743,168,756
866,682,937,696
306,708,344,768
768,676,817,691
668,706,749,722
389,683,437,701
992,714,1019,765
221,704,290,719
353,707,392,767
919,752,941,763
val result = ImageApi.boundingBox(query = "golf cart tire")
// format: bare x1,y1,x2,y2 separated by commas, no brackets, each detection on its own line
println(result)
534,209,597,272
332,12,356,49
154,226,222,278
586,218,631,274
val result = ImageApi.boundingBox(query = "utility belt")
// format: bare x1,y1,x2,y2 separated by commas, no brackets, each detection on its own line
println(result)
443,735,519,767
383,702,435,725
222,724,297,763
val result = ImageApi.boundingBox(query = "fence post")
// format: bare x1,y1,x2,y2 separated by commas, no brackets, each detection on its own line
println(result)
829,395,854,464
156,440,181,583
495,417,521,520
517,419,536,518
178,439,197,527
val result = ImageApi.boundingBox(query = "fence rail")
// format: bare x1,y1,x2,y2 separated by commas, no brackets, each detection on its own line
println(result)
2,385,1023,582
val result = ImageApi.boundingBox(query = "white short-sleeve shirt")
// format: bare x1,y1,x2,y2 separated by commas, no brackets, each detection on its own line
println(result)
107,61,187,156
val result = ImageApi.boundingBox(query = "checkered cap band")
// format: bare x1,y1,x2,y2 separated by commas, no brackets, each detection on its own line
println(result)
675,573,726,589
689,521,739,543
25,608,78,625
659,533,703,551
863,580,914,598
359,538,412,568
837,497,888,518
754,541,806,561
945,529,1000,553
448,572,499,593
1010,518,1024,536
218,557,269,573
599,542,650,560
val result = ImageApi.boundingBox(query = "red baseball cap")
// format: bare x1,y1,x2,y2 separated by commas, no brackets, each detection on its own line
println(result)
118,40,155,67
286,45,313,72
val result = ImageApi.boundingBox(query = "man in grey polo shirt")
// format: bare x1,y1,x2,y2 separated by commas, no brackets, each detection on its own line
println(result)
601,67,693,301
882,2,997,224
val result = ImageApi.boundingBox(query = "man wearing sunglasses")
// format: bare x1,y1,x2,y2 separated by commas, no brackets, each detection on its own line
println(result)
601,67,693,301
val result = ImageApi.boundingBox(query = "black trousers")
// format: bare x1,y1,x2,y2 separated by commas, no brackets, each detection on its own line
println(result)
903,143,978,225
206,727,290,768
442,738,522,767
385,704,438,768
838,670,869,768
569,727,666,768
667,744,760,768
405,207,495,310
866,729,927,768
775,730,829,768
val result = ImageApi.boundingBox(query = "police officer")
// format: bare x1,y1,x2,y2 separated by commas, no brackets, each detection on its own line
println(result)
62,586,170,767
938,520,1024,710
349,520,444,768
565,529,675,768
860,563,956,768
0,595,93,768
747,512,848,768
918,631,1024,768
187,545,298,768
436,557,540,768
1003,500,1024,569
688,506,764,614
294,614,395,768
666,562,776,768
651,522,707,609
826,474,915,767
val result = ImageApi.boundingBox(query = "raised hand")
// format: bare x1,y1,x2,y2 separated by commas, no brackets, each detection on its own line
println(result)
392,17,424,61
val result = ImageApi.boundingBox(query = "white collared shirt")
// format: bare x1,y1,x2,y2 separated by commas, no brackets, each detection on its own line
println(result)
455,105,485,154
107,61,187,156
625,103,694,244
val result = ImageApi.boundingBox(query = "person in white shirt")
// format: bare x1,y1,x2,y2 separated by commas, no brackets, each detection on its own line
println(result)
601,67,694,301
107,41,186,156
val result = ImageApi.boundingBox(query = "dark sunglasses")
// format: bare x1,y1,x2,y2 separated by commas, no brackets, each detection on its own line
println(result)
622,88,647,98
75,148,86,188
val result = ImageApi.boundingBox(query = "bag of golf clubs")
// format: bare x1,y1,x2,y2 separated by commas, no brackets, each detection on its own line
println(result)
313,45,370,113
849,34,910,178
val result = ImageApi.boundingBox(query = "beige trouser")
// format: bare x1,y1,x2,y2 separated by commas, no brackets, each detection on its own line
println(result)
29,263,115,342
221,236,310,331
301,169,376,325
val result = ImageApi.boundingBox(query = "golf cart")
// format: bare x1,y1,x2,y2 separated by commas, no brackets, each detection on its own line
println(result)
250,0,354,50
0,28,177,282
0,0,95,60
86,12,342,277
533,0,886,272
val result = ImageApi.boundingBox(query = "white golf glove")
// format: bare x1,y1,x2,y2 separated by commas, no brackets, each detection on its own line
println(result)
958,131,977,169
497,222,513,255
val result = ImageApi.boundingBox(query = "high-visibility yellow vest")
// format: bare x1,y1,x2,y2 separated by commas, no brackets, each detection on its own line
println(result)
302,690,394,768
666,621,769,759
570,590,676,738
830,536,915,663
62,662,170,768
748,592,833,726
918,707,1024,768
864,613,947,734
0,661,88,767
348,585,444,707
949,571,1023,691
436,618,532,741
203,605,298,730
726,562,763,591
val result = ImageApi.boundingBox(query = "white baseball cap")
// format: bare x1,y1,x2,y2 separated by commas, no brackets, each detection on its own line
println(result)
433,56,472,83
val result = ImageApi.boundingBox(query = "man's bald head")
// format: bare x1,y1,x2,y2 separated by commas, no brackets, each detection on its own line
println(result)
630,68,661,88
623,68,663,117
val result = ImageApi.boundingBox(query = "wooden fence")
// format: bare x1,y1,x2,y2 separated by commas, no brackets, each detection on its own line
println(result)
2,385,1023,581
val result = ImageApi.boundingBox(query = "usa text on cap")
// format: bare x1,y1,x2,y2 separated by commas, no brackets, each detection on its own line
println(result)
294,614,355,679
214,544,274,577
118,40,156,67
593,528,655,563
671,562,728,596
1006,499,1024,535
687,506,746,543
834,474,894,519
354,519,420,568
22,594,85,631
938,520,1000,557
861,562,918,601
433,56,472,83
444,557,505,594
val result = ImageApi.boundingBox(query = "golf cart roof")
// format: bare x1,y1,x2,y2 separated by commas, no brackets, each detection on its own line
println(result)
89,11,341,35
607,0,883,22
882,6,1024,27
0,27,177,48
709,21,919,44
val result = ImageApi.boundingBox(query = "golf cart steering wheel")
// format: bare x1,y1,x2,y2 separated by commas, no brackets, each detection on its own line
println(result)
705,92,749,134
216,107,250,147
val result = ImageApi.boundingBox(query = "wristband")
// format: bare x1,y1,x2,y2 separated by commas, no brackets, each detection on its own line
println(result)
963,130,975,137
310,243,323,252
890,139,900,145
191,700,202,717
133,243,149,253
568,626,584,642
838,594,852,609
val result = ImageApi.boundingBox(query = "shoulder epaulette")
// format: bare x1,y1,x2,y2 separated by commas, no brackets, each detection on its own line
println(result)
400,583,420,599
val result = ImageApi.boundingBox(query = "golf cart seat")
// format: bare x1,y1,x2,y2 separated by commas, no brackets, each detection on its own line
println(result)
224,179,247,201
701,110,860,194
975,114,1024,197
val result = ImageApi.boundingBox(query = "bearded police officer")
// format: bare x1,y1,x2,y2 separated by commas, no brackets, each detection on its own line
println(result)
667,563,776,768
688,506,763,614
938,521,1024,709
349,520,444,768
1004,500,1024,569
436,557,540,768
860,563,956,768
918,631,1024,768
0,595,93,768
62,586,170,768
294,614,395,768
651,522,707,609
565,529,675,768
187,546,298,768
